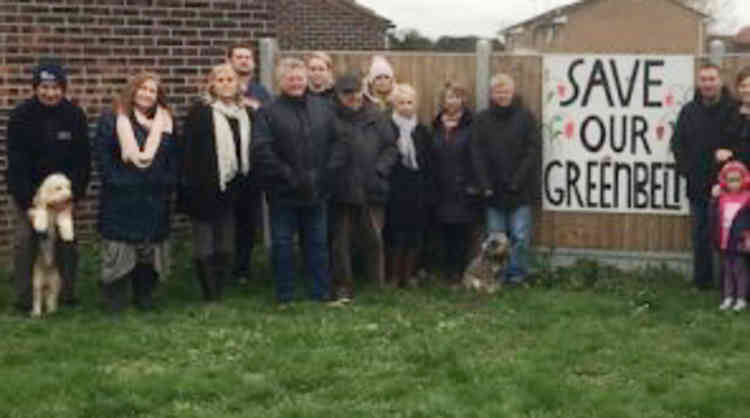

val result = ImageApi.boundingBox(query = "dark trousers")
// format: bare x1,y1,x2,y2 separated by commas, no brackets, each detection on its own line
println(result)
12,200,78,309
269,201,330,303
331,203,386,296
441,222,480,280
233,189,263,279
690,199,714,288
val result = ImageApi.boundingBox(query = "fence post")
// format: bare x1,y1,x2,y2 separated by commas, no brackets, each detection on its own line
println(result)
258,38,277,248
259,37,278,94
475,39,491,111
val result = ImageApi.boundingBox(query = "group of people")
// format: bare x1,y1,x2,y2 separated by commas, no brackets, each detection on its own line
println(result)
7,43,537,313
672,63,750,312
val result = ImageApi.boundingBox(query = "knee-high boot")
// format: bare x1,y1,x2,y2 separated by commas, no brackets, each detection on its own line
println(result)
132,263,158,311
193,258,215,301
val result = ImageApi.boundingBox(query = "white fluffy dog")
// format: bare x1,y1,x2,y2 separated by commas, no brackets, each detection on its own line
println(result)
462,232,509,294
27,173,74,317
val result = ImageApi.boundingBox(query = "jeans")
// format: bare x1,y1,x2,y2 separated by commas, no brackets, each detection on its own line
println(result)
269,201,330,303
486,205,532,282
690,199,714,288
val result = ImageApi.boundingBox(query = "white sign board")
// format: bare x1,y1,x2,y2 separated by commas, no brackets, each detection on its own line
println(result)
542,55,692,215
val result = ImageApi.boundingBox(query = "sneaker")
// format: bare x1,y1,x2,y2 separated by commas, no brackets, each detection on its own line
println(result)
720,298,734,311
733,298,747,312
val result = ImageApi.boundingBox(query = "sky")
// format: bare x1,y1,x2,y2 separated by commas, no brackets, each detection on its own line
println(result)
355,0,750,39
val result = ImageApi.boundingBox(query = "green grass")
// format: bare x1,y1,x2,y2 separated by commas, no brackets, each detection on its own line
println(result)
2,245,750,418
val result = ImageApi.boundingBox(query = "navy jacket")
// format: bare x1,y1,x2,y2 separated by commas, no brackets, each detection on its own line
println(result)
95,111,179,243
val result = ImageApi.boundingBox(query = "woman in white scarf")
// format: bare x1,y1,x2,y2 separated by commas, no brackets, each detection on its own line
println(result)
182,63,252,301
385,84,436,289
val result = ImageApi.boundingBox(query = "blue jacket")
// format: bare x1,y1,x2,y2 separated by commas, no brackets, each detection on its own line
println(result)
95,111,179,243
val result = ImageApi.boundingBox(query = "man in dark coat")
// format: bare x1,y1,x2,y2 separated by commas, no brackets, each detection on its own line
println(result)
671,63,736,290
328,74,398,301
471,73,541,284
226,44,271,285
252,58,337,304
6,61,91,312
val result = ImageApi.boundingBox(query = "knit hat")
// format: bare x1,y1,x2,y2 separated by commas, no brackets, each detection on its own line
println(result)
335,73,362,94
32,62,67,90
367,55,394,83
719,160,750,190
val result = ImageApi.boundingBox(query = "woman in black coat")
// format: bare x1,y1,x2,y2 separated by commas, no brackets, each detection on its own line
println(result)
384,84,437,288
181,63,253,301
432,82,482,284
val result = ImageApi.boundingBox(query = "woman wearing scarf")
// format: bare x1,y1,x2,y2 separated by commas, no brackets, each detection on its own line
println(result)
364,55,397,113
95,72,178,312
182,64,253,302
328,73,398,303
384,84,436,288
432,82,482,286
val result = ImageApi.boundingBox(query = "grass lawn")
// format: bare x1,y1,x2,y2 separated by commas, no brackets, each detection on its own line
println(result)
1,244,750,418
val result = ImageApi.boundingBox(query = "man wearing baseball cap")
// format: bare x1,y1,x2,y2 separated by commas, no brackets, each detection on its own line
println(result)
6,60,91,314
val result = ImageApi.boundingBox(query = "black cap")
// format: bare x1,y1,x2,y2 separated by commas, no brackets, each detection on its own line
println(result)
335,73,362,94
32,60,67,89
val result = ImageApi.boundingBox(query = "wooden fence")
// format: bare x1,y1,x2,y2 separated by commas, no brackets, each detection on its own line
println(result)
273,48,750,261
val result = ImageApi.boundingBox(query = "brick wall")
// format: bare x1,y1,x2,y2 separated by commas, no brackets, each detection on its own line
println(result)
277,0,390,51
0,0,275,263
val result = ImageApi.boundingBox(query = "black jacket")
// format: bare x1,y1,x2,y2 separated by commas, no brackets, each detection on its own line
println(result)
433,110,481,223
471,98,541,209
95,111,179,242
252,93,337,206
180,102,254,221
671,88,735,200
386,121,437,228
7,96,91,210
329,104,398,205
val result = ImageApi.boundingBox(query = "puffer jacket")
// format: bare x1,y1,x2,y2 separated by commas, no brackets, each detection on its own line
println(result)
252,93,337,206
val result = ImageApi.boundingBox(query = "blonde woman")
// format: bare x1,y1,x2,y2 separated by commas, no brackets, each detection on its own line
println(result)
95,72,177,312
182,63,253,301
384,84,436,288
305,51,335,99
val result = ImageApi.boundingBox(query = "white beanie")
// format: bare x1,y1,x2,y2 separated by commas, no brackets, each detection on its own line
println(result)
368,56,394,83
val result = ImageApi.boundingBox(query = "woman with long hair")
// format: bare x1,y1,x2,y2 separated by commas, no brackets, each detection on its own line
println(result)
95,72,178,312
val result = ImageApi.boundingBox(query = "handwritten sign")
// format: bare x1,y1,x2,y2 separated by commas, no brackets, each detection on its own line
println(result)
542,55,692,215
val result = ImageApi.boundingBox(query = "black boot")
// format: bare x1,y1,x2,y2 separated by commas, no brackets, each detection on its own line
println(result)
212,253,234,300
132,263,158,311
57,241,79,306
101,278,128,314
193,258,215,301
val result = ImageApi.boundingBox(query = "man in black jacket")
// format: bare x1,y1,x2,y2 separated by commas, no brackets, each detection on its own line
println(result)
671,63,735,290
471,73,541,284
252,58,337,304
6,61,91,312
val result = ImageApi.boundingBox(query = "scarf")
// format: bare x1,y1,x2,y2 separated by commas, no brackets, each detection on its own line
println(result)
392,113,419,170
116,108,173,169
441,110,462,131
212,100,251,192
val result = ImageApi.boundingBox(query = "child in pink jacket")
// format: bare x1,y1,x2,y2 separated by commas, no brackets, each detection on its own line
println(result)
715,161,750,311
